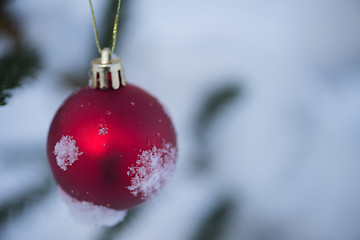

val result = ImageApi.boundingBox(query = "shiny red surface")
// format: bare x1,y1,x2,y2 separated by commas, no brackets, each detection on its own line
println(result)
47,84,177,210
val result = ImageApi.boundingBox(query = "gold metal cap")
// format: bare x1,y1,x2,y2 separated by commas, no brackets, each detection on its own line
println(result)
90,48,126,89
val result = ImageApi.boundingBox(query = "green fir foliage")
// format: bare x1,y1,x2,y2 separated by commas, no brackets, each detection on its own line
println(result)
0,178,53,228
0,47,41,105
196,83,242,138
192,198,235,240
193,82,242,171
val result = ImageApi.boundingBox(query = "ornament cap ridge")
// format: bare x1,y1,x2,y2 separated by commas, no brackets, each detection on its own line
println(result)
90,48,126,90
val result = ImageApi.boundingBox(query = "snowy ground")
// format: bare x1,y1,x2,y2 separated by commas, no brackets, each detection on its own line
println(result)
2,0,360,239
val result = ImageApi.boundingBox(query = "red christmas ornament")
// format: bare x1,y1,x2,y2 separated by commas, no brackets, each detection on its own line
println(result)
47,48,177,225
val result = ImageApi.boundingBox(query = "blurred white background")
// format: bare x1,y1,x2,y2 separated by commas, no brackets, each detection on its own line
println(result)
1,0,360,239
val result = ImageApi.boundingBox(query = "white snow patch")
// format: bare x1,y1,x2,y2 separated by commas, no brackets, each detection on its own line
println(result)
54,135,83,171
98,123,108,135
59,187,127,227
127,143,177,199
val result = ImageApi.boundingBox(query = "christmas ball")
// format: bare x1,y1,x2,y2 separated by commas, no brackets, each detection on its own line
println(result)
47,84,177,223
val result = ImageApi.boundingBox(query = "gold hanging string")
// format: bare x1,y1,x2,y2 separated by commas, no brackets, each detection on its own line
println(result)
88,0,101,55
111,0,121,54
89,0,122,55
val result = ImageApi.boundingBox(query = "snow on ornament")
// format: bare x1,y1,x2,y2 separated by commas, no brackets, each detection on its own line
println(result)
59,187,127,227
54,135,83,171
127,143,177,199
47,47,177,226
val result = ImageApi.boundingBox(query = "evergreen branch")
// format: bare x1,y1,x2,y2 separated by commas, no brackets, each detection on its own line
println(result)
196,83,242,137
192,198,235,240
0,47,41,106
0,178,54,229
193,82,242,171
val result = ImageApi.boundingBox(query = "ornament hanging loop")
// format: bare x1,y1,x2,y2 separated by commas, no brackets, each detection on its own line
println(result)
88,0,126,90
101,48,111,64
90,48,126,90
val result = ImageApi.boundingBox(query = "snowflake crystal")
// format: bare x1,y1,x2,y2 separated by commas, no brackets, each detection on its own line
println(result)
98,123,108,135
54,135,83,171
127,143,176,199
